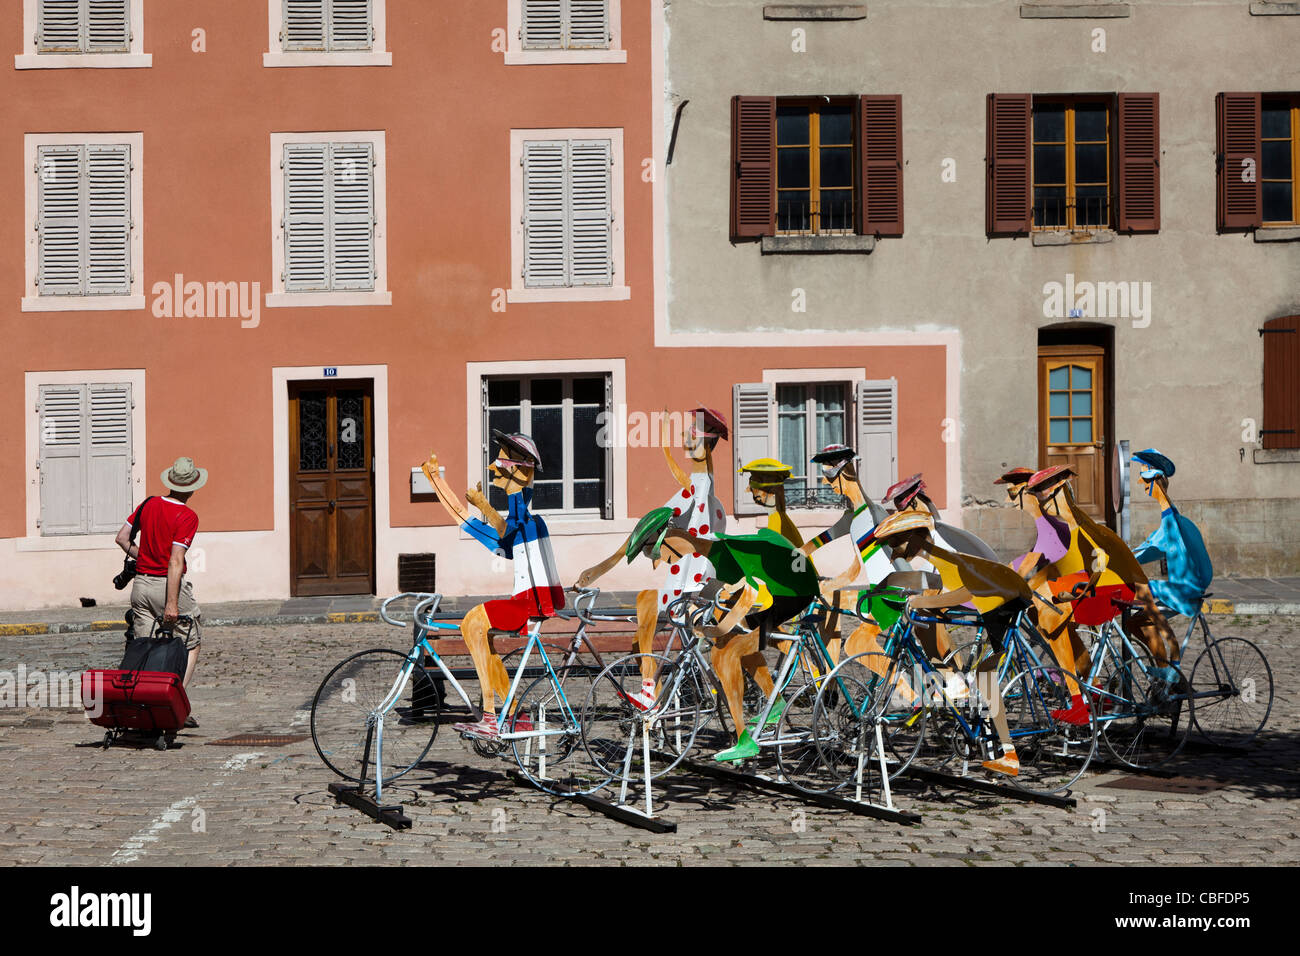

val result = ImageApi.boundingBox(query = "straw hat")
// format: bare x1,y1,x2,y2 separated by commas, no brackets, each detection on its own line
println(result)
161,456,208,493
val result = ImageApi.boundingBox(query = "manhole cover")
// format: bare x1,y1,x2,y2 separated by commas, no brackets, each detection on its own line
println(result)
208,733,310,747
1098,774,1226,794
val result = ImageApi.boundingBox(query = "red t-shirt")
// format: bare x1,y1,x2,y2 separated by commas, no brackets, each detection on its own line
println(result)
126,497,199,575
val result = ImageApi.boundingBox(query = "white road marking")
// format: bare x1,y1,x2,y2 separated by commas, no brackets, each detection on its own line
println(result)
108,751,265,866
289,709,310,728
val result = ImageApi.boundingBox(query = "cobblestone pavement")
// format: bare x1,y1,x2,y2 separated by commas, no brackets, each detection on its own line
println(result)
1,616,1296,866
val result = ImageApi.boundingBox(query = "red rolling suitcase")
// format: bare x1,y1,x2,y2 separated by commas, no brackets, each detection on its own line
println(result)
83,669,191,750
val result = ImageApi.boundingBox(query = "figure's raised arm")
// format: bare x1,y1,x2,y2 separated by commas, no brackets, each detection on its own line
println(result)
661,410,692,489
466,482,507,536
575,535,634,589
422,452,470,525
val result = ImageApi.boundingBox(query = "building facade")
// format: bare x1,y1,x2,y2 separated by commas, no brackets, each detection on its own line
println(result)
3,0,955,610
664,0,1300,573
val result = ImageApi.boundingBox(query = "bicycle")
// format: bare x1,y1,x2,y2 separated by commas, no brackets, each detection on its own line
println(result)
813,592,1098,797
310,592,614,798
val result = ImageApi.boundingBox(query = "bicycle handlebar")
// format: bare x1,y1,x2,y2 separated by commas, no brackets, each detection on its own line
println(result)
380,592,442,627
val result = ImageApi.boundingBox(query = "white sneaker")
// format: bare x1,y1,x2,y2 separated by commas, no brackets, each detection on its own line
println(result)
627,682,657,712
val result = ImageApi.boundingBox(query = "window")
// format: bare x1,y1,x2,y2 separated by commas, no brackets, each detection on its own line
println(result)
732,378,897,514
23,133,145,312
1261,316,1299,450
482,375,612,517
16,0,151,68
731,95,902,241
987,93,1159,236
268,132,390,307
1033,99,1110,230
1045,363,1096,445
506,1,625,64
509,129,628,302
776,104,855,235
1262,97,1298,224
265,0,391,66
37,382,133,536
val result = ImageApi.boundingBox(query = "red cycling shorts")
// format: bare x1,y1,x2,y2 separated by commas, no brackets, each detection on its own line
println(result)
483,586,565,633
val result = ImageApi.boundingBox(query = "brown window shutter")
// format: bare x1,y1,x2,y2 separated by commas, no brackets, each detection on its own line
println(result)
1217,92,1262,231
1262,315,1300,450
986,93,1031,236
1117,93,1160,233
858,95,903,237
730,96,776,239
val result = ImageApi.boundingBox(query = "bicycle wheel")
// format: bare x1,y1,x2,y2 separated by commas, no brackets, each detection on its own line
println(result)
581,653,706,781
1094,645,1190,770
1190,637,1274,747
997,663,1096,795
311,649,440,784
508,673,612,796
811,652,926,789
775,678,848,793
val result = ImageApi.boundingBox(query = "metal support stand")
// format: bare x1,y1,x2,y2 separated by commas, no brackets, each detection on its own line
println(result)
898,765,1077,808
327,718,412,830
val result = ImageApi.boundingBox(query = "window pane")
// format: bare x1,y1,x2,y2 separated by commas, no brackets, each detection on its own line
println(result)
572,376,604,405
819,147,853,188
778,149,810,189
819,190,854,231
1071,365,1092,390
531,378,562,406
777,385,806,412
1075,143,1107,184
336,391,365,470
1263,181,1294,223
1049,419,1070,443
1074,104,1107,142
488,379,520,407
1034,186,1066,227
778,415,806,473
1049,392,1069,416
573,406,604,480
1262,104,1291,139
1034,145,1066,184
298,393,328,471
1072,418,1092,443
531,406,563,479
530,481,563,511
814,383,845,413
1071,392,1092,417
777,109,809,145
1076,186,1109,226
778,194,810,231
1034,104,1065,142
1262,140,1292,181
820,109,853,145
573,481,603,511
1048,367,1068,389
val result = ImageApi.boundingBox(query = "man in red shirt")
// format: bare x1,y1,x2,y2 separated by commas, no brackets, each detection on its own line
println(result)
115,457,207,703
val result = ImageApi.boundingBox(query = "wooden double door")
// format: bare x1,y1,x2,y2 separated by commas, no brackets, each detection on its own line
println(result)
1038,344,1109,521
290,381,375,596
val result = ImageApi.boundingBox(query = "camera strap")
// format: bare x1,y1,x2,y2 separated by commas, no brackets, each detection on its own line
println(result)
128,496,157,547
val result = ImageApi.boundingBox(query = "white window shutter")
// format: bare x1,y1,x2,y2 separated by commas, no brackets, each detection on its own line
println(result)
284,0,327,51
85,144,131,295
38,0,82,52
329,0,372,50
568,139,613,286
567,0,610,49
284,144,330,291
36,145,85,296
522,141,568,288
86,0,130,52
522,0,563,49
855,379,897,502
38,384,88,535
732,382,774,517
329,143,376,290
87,383,132,533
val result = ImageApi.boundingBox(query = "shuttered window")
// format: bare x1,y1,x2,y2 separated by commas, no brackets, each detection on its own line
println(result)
36,143,132,296
37,0,129,53
282,142,376,292
732,383,774,517
778,384,850,508
855,379,898,503
521,0,610,50
521,139,614,288
988,93,1159,236
1217,93,1262,231
282,0,373,51
1261,316,1299,450
731,95,903,241
482,375,613,517
1261,97,1298,225
37,383,133,536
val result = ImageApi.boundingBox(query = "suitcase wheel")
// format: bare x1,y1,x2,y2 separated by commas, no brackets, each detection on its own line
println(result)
154,735,169,751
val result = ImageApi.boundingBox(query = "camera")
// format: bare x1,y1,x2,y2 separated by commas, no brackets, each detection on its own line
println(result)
113,556,137,591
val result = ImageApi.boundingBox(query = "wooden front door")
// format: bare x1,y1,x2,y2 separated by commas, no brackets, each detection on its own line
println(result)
1038,345,1108,520
290,381,375,596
